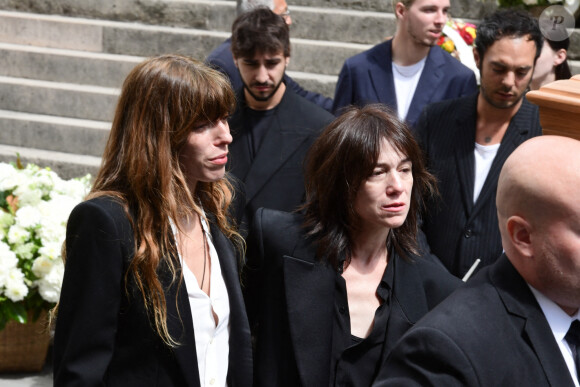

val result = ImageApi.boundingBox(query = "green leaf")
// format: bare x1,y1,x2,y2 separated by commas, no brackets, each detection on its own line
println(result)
5,302,28,324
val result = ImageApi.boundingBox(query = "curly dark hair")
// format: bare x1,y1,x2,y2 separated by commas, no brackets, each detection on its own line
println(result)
231,7,290,59
475,9,543,63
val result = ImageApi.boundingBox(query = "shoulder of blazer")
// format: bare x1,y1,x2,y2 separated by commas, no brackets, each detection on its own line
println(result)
427,45,474,77
350,39,392,69
512,97,542,136
417,93,478,142
256,208,306,254
71,196,134,247
276,86,335,131
393,252,463,321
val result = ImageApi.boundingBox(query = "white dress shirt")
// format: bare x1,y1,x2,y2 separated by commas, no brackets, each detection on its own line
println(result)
529,285,580,387
173,215,231,387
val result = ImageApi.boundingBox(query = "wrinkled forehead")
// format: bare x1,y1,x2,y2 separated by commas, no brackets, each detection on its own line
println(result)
377,138,411,165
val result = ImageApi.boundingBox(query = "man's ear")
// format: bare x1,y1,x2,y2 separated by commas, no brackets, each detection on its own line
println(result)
233,57,239,69
507,215,533,258
473,47,481,70
285,56,290,67
395,2,406,19
554,48,567,67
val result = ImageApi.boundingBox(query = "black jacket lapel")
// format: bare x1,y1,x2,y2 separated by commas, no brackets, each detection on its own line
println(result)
407,47,445,126
283,239,335,387
492,256,575,387
368,40,397,109
210,223,253,387
163,260,201,387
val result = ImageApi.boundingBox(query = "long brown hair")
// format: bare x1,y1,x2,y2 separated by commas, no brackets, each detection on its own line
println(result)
88,55,242,346
302,104,437,269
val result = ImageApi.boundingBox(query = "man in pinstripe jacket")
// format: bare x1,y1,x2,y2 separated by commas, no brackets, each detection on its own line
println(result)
416,10,543,278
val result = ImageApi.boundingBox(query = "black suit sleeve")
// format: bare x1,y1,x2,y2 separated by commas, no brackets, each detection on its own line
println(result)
374,327,480,387
53,200,129,386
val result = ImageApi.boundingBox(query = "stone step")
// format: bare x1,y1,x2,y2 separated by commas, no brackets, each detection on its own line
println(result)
290,0,496,19
0,11,369,76
0,43,143,88
0,110,109,157
0,76,119,121
0,42,337,97
0,144,101,179
0,1,396,45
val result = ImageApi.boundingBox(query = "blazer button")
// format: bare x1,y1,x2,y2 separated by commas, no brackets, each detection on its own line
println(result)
464,229,472,238
339,306,346,314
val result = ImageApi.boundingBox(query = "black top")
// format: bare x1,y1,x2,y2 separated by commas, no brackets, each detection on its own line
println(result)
330,254,395,386
244,106,276,159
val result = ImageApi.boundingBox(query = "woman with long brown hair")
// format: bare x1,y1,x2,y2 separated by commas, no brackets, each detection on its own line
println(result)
246,104,461,386
53,55,252,386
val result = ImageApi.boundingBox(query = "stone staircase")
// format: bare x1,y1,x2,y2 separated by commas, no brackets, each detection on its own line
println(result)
0,0,577,178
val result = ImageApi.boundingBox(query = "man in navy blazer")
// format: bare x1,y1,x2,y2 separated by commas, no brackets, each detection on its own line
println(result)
206,0,333,112
416,10,543,278
227,8,333,235
332,0,477,127
374,136,580,387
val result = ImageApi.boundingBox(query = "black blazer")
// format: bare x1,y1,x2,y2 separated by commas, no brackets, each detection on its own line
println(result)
332,39,477,127
245,208,462,387
374,254,576,387
416,94,542,277
53,196,252,387
227,87,334,233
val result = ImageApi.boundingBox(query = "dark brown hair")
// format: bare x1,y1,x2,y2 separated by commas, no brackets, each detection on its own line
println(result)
231,7,290,59
547,38,572,80
302,104,436,269
87,55,241,346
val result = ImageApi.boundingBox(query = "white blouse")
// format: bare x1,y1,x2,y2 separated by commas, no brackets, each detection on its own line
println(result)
173,215,231,387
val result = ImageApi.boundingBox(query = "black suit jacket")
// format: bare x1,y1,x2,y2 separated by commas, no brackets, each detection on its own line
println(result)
416,94,542,277
374,254,576,387
53,196,252,387
332,40,477,128
205,38,333,112
245,208,461,387
227,87,334,234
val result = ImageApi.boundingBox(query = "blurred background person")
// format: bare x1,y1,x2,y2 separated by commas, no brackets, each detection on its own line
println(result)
530,38,571,90
245,104,461,387
53,55,252,387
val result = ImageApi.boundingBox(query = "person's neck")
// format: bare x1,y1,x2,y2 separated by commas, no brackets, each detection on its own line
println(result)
477,93,522,126
244,82,286,111
350,227,391,266
530,71,556,91
391,31,430,66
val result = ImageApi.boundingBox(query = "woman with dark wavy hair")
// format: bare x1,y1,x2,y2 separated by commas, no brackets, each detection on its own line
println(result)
246,104,461,387
53,55,252,387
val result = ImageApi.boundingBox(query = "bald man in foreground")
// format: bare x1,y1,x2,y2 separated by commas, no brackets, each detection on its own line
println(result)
373,136,580,387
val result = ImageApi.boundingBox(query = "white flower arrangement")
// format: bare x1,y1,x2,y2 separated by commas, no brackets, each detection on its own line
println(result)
0,160,91,329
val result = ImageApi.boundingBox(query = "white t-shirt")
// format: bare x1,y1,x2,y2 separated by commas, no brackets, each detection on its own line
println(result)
473,142,500,203
392,58,426,121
